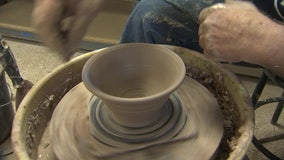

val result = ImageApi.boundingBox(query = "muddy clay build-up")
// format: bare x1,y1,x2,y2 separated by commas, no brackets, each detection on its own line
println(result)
12,43,254,160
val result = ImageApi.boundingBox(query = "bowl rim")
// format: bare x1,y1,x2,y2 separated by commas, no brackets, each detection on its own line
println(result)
82,43,186,104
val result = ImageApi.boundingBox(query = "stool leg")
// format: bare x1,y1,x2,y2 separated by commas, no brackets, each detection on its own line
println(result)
271,91,284,125
252,136,282,160
251,72,268,107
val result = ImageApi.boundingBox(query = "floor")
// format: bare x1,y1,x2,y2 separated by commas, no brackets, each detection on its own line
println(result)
0,39,283,160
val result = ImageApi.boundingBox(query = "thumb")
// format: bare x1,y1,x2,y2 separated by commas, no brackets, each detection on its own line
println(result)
224,1,258,11
65,0,103,58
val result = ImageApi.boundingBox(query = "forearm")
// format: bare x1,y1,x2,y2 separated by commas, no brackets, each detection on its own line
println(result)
241,20,284,77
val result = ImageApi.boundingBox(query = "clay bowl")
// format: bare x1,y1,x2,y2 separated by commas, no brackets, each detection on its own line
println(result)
12,44,254,160
82,44,186,127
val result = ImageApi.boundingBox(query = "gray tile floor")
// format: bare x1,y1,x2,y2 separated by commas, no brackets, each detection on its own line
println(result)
240,76,284,160
0,40,283,160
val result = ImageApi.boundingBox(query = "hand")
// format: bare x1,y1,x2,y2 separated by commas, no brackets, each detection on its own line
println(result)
198,1,277,63
32,0,103,60
198,1,284,76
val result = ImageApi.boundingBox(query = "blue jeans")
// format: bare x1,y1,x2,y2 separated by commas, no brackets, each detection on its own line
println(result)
120,0,223,52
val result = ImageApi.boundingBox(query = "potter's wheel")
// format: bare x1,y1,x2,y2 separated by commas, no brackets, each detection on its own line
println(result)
49,76,223,160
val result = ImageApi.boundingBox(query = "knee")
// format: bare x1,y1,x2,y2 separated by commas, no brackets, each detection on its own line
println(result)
130,0,166,22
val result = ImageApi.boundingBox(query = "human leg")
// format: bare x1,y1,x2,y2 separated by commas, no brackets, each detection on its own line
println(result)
120,0,223,52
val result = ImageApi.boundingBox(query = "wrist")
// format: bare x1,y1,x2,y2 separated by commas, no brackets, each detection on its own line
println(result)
241,19,284,66
245,20,284,76
264,21,284,76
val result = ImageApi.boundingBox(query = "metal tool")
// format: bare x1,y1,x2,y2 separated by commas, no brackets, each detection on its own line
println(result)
0,35,24,89
0,35,24,144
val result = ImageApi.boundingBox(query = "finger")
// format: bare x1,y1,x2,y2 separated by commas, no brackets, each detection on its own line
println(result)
203,48,216,60
32,0,68,58
198,34,206,49
204,52,224,62
198,23,207,41
198,24,211,50
204,47,220,57
199,7,210,24
204,47,241,62
225,1,257,11
65,1,103,58
199,3,226,23
199,35,220,58
203,47,223,62
65,17,90,59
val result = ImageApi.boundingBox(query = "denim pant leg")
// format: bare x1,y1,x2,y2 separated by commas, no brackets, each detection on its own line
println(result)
120,0,223,52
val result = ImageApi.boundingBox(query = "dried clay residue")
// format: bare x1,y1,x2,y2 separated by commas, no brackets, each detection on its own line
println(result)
186,65,241,160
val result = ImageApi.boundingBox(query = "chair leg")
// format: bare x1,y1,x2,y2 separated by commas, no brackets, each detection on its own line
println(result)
252,136,282,160
251,72,268,107
271,92,284,125
251,71,284,159
252,97,284,160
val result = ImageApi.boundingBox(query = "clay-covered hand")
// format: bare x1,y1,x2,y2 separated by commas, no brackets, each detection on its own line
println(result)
198,1,283,63
198,1,284,76
32,0,103,60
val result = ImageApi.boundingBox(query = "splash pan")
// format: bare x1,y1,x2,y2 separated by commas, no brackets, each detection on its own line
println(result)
48,77,223,159
12,45,254,160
